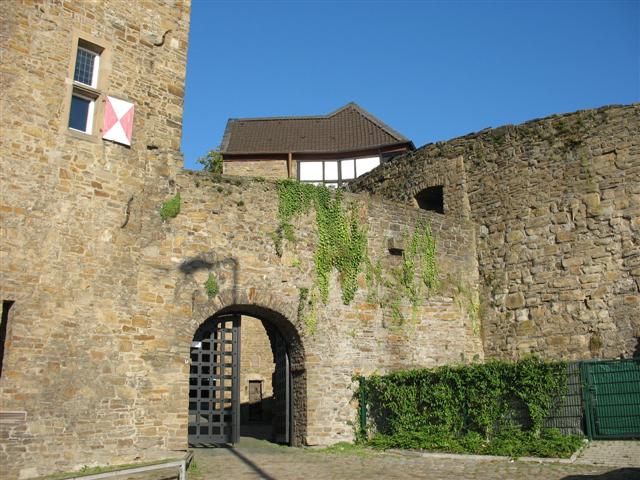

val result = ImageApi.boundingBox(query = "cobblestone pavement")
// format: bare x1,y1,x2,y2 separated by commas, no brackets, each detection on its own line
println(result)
190,437,640,480
574,441,640,468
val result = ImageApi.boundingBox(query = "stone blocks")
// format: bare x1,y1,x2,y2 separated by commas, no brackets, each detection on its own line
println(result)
350,104,640,362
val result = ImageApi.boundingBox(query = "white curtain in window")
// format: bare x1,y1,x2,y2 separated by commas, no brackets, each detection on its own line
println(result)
355,156,380,176
341,159,355,180
299,161,323,181
324,161,338,180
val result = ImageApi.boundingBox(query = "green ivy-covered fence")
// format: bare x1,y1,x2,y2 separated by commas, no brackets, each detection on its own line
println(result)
355,357,585,458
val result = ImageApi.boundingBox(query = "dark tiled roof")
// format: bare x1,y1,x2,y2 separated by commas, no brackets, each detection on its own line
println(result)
220,102,412,155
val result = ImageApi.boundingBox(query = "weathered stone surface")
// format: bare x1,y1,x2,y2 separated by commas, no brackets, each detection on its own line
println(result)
1,2,638,479
224,159,291,179
505,293,526,309
240,317,275,407
350,104,640,361
1,162,483,478
0,3,483,471
0,0,190,477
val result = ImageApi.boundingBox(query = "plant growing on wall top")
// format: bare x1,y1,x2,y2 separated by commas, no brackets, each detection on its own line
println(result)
197,149,223,174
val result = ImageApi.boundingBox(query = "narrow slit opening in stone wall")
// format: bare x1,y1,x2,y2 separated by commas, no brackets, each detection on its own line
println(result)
0,300,14,378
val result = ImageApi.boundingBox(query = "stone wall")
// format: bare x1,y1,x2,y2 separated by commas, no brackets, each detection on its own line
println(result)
349,104,640,361
167,172,484,447
1,0,480,477
10,1,634,477
1,164,482,477
0,1,191,477
224,159,291,179
0,1,478,476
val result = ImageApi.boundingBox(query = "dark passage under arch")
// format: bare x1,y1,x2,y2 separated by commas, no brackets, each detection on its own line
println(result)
188,305,306,447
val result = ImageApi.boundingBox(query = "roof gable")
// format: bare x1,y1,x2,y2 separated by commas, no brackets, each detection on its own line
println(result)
220,103,412,155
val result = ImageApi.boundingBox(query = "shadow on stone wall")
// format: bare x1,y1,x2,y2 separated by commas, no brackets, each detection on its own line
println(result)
180,254,240,304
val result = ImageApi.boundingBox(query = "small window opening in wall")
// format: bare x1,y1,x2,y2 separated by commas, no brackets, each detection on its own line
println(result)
69,93,95,132
68,39,104,135
248,380,264,422
74,46,100,88
415,186,445,214
0,300,14,378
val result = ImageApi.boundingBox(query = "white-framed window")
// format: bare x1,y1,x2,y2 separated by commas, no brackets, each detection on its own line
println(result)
68,92,95,134
67,40,103,135
298,156,380,187
73,46,100,87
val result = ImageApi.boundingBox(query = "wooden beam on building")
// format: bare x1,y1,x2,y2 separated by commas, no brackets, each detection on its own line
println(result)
287,152,293,179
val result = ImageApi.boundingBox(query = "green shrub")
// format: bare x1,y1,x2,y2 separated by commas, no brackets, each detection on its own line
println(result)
160,192,180,220
358,357,582,458
197,149,223,174
367,428,582,459
204,273,219,298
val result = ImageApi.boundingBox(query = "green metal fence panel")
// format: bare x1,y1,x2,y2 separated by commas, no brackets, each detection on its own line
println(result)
358,376,367,435
545,362,584,436
582,358,640,440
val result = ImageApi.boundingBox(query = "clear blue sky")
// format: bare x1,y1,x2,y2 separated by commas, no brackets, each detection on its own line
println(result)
181,0,639,170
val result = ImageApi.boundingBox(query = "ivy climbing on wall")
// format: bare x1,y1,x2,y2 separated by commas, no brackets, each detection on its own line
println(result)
275,180,367,305
274,180,444,331
400,220,439,304
297,287,317,335
366,220,440,326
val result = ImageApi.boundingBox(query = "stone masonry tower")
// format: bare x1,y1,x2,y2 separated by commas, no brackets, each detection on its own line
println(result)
0,1,191,477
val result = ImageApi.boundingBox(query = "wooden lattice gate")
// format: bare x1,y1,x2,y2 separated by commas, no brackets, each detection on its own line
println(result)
188,315,240,445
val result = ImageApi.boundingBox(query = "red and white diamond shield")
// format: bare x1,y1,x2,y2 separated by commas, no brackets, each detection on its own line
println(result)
103,96,134,146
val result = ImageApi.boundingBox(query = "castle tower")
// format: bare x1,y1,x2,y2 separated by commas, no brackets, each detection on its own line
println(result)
0,1,191,477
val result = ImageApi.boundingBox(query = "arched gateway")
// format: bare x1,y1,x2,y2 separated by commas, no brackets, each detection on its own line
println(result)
188,304,306,446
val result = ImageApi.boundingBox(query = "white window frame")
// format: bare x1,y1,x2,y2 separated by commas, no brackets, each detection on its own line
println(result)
74,46,100,88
